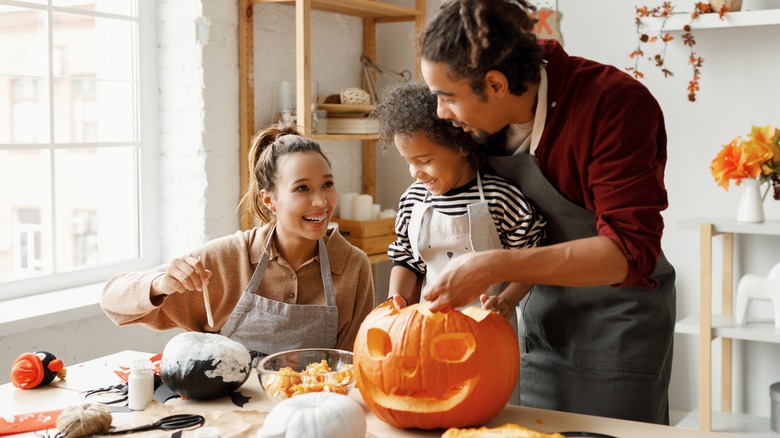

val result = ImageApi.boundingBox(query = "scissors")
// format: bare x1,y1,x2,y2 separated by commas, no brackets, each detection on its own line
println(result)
104,414,205,435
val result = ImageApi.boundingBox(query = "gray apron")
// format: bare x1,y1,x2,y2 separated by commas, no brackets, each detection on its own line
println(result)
489,153,676,424
408,173,521,404
219,228,338,356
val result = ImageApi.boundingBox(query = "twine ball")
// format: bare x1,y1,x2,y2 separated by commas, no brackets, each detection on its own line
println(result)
340,87,371,105
56,403,113,437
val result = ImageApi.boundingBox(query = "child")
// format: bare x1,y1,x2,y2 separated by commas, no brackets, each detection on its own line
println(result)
375,82,546,331
101,123,375,355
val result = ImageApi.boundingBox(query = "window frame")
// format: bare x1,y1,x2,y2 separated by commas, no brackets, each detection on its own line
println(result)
0,0,159,301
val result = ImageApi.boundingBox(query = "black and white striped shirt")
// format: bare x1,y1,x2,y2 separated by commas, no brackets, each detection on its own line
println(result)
388,172,546,275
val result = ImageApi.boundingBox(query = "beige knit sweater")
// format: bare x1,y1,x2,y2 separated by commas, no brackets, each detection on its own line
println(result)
101,225,375,352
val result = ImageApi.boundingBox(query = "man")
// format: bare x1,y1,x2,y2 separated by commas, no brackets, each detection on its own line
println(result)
418,0,676,425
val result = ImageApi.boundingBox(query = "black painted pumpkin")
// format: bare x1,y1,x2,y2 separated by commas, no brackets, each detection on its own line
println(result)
160,332,252,400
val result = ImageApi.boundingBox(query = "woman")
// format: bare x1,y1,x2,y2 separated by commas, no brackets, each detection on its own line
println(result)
101,123,375,354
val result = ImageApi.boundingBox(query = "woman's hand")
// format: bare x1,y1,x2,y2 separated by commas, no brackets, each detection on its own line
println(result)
480,294,512,321
151,255,211,297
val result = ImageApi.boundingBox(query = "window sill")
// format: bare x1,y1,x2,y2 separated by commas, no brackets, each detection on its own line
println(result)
0,282,106,338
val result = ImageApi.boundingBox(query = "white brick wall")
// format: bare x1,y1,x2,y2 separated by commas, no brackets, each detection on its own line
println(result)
157,0,241,259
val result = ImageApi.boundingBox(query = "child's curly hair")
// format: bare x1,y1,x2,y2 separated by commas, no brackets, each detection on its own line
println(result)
372,82,485,169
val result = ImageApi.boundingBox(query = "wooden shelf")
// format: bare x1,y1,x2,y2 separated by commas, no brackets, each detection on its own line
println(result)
367,253,389,265
238,0,424,230
313,133,379,141
672,409,774,437
679,217,780,432
641,8,780,32
252,0,421,20
676,314,780,344
678,217,780,236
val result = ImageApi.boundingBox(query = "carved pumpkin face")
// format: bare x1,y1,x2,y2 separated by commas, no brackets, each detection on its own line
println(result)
353,302,519,429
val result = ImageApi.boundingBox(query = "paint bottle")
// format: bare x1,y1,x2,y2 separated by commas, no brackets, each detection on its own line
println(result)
128,359,154,410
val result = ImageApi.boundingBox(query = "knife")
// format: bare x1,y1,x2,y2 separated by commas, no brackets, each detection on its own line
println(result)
203,281,214,328
199,256,214,328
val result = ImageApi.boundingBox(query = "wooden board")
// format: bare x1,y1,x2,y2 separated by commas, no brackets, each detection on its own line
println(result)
344,233,396,255
335,217,394,238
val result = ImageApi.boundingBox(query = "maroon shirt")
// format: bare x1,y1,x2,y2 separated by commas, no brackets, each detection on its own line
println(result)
536,40,668,288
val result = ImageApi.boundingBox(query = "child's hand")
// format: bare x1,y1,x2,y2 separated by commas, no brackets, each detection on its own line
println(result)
152,255,212,297
480,294,512,321
386,294,409,309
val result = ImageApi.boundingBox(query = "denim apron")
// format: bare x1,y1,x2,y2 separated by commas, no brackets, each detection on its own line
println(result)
219,227,338,356
488,153,676,424
407,173,521,404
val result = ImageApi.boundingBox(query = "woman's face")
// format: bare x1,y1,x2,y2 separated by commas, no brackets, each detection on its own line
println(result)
265,151,337,244
395,130,475,196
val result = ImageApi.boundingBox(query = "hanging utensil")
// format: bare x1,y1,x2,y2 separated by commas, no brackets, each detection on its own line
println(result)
104,414,205,435
360,55,412,104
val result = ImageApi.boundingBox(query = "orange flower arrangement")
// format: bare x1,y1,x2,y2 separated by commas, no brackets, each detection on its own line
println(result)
710,125,780,200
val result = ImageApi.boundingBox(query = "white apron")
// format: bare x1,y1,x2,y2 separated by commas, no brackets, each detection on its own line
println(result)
219,227,339,357
407,173,521,404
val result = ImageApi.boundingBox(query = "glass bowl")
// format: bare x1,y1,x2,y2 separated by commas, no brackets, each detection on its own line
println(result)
256,348,355,402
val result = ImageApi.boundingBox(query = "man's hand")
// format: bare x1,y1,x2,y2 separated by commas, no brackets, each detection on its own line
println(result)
423,251,497,312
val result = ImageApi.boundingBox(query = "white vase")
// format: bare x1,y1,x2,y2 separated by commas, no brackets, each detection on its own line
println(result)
737,178,765,223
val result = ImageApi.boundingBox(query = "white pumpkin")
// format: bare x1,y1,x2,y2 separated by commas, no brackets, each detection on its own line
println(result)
160,332,252,400
258,392,366,438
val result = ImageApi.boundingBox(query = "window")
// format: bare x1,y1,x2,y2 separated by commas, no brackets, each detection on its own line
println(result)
13,208,43,272
0,1,157,300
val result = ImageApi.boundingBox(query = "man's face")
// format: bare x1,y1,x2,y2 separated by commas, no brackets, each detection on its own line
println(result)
421,59,505,142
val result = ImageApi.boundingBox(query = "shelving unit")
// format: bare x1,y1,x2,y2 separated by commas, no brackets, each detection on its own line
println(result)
641,8,780,32
672,409,774,438
237,0,425,265
677,217,780,433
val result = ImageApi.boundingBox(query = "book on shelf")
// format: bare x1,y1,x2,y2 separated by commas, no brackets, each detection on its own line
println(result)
325,115,378,134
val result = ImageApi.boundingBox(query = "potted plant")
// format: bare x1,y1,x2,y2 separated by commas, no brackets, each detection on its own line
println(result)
710,125,780,222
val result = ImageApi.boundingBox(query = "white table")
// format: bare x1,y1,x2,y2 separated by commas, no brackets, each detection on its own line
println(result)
2,351,740,437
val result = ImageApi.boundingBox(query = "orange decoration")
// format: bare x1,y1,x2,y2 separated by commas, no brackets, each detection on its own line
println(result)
353,301,520,429
113,353,162,382
710,125,780,191
11,352,66,390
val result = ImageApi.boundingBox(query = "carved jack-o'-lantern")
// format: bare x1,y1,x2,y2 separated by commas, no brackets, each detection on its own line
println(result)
353,301,520,429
